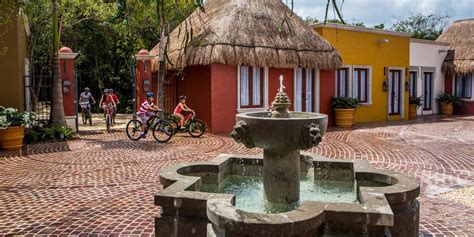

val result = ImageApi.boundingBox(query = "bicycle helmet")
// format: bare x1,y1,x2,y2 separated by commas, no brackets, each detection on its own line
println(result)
146,92,154,98
84,87,90,92
180,95,187,100
104,89,110,93
109,89,114,93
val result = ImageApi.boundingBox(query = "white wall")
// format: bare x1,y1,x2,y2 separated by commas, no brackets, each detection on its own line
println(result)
410,40,449,115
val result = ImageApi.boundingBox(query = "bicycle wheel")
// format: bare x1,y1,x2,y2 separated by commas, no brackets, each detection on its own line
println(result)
168,119,179,135
126,119,143,141
188,119,205,137
105,114,111,133
82,110,87,124
152,120,173,143
88,110,93,126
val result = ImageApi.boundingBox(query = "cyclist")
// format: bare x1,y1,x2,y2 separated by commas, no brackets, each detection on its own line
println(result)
79,87,96,113
99,89,116,125
174,95,194,128
109,89,119,124
139,92,162,138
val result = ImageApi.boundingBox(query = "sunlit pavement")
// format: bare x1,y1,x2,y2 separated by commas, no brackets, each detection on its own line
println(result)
0,115,473,236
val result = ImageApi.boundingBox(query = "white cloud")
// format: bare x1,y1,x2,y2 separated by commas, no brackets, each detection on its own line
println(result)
290,0,474,26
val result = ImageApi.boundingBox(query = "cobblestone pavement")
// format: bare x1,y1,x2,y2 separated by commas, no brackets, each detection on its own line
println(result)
1,115,473,236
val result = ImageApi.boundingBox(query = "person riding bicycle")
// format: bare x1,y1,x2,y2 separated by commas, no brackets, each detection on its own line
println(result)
79,87,96,112
109,89,119,124
99,89,116,124
174,95,194,128
139,92,162,138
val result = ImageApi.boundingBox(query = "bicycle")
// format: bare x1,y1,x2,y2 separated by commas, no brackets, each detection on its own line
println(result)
167,112,205,137
80,102,93,126
104,104,115,133
126,112,173,143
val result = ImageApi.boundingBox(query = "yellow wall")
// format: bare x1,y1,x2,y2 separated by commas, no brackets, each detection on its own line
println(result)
0,10,27,112
315,27,410,122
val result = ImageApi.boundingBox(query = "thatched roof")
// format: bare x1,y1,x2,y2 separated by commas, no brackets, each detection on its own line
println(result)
150,0,341,70
436,19,474,75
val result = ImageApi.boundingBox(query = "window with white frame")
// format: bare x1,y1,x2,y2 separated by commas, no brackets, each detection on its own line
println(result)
240,66,264,108
295,68,314,112
336,68,349,97
455,73,472,99
353,68,369,103
409,71,417,97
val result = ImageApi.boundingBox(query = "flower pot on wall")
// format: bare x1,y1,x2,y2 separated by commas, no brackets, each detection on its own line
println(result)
0,126,25,151
334,108,355,128
440,102,454,115
408,104,417,120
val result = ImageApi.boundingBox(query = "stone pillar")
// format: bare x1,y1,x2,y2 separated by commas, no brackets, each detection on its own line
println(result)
135,50,156,110
58,47,78,131
263,149,300,204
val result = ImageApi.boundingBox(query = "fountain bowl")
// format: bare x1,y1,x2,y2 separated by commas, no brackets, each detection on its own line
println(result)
233,111,328,150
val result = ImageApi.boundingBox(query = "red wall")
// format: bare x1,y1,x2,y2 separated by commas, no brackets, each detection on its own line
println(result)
445,73,474,115
320,70,336,126
60,58,75,116
269,68,295,110
177,66,212,130
210,64,237,134
136,60,157,110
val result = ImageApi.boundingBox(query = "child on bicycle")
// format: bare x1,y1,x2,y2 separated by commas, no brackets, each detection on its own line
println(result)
99,89,116,125
174,95,194,128
139,92,162,138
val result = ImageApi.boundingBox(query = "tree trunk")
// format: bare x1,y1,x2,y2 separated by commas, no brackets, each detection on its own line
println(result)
49,0,66,126
158,28,166,113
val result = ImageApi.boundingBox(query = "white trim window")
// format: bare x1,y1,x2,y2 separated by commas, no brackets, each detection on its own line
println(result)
294,68,314,112
409,71,417,97
353,67,369,103
335,67,349,97
238,66,268,110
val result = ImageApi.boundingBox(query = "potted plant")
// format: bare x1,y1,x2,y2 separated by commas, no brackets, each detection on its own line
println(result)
0,106,36,150
435,93,462,116
331,97,359,128
408,96,423,120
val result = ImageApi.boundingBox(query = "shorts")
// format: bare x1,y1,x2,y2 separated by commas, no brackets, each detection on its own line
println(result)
139,112,154,123
80,103,90,110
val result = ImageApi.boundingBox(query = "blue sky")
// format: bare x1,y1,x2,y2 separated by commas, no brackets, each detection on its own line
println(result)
290,0,474,26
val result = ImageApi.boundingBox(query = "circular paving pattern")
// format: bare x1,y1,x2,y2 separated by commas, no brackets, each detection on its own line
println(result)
0,116,473,236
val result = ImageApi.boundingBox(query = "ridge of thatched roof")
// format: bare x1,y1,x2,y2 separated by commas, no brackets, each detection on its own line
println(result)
150,0,342,71
436,19,474,75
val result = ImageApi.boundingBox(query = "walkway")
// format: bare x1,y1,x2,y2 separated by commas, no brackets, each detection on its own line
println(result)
0,116,473,236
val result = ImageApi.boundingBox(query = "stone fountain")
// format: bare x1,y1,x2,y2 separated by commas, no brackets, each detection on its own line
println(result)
155,75,420,237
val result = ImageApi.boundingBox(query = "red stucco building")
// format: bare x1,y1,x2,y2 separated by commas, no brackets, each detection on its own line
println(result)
150,0,341,134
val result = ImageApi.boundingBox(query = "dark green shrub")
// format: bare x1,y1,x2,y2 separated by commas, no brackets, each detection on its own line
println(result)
331,97,359,109
435,93,463,106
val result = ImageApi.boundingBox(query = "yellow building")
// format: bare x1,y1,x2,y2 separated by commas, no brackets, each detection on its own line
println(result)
313,23,411,122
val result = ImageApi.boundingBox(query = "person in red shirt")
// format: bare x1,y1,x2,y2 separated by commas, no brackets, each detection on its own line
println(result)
173,95,194,127
109,89,119,124
99,89,116,125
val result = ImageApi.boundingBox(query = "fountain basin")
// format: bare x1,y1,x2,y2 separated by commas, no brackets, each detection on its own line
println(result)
155,153,420,237
233,112,328,150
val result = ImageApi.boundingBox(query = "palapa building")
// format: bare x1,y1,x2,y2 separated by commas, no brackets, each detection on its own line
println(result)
437,19,474,114
151,0,342,133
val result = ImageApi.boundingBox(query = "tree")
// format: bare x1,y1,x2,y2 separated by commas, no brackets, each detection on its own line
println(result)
391,13,450,40
373,23,385,29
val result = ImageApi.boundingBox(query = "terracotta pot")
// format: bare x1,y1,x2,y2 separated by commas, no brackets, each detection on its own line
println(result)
408,104,417,120
334,108,355,128
440,102,453,116
0,126,25,151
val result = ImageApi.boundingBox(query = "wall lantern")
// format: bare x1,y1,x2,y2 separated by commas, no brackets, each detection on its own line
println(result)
143,79,151,93
383,79,389,92
404,80,411,91
63,80,71,95
377,39,390,45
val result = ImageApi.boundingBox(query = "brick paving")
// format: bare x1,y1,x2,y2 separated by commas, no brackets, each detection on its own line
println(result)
1,115,473,236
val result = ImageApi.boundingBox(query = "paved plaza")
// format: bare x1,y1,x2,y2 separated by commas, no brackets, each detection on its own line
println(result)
1,116,473,236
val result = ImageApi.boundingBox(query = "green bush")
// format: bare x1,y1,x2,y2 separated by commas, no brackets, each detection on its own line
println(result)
331,97,359,109
409,96,423,108
435,93,463,106
24,125,75,144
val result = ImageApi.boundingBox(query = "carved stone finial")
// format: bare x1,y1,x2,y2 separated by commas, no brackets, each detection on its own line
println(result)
278,75,286,93
271,75,291,118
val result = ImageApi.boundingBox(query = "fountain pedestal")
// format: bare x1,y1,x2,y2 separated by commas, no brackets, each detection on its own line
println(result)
263,149,300,203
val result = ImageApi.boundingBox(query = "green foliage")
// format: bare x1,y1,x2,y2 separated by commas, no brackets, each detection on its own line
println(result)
409,96,423,108
435,93,463,107
391,13,450,40
25,124,75,143
331,97,359,109
0,106,36,128
373,23,385,29
304,17,319,25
